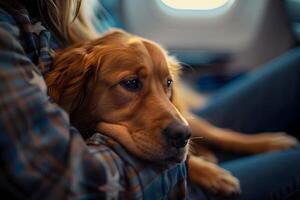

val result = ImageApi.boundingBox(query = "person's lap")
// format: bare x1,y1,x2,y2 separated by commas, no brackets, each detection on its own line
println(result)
195,47,300,134
188,47,300,199
188,146,300,200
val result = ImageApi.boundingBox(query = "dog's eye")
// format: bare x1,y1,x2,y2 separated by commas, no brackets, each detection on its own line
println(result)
167,79,173,88
120,78,142,92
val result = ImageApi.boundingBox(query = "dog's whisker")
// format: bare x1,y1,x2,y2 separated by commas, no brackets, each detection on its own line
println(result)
188,140,199,148
190,136,204,141
187,144,198,155
186,116,196,120
191,136,204,139
188,143,196,150
188,144,194,150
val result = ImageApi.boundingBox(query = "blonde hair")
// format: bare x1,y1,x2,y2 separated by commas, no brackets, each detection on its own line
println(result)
0,0,98,43
37,0,98,43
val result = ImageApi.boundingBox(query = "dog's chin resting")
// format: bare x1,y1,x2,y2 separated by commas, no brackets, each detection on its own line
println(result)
96,122,188,164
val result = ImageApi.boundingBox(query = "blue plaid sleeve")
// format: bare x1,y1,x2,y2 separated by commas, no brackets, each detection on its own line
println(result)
0,5,188,199
0,14,118,199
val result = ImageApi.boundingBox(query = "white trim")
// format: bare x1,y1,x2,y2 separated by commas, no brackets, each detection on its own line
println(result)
160,0,233,10
155,0,236,17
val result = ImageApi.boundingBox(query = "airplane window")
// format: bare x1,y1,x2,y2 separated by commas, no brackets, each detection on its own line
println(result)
160,0,232,10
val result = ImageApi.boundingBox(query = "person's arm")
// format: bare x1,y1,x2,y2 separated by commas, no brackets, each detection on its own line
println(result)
0,21,117,199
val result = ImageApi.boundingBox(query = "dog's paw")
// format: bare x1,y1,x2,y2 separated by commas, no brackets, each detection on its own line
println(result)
188,157,241,196
248,132,298,153
201,165,240,196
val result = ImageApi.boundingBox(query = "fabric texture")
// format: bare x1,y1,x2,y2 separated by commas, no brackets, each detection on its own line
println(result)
188,46,300,200
0,2,187,199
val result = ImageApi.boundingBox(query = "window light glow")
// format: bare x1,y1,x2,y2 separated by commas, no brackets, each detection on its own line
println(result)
161,0,230,10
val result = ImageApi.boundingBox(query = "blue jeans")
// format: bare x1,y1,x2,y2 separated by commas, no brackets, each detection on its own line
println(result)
188,47,300,200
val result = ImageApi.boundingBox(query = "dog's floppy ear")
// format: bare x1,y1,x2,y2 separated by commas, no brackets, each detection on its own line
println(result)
45,42,100,113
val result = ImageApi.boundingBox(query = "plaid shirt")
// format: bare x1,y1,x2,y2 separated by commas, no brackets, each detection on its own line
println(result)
0,2,187,199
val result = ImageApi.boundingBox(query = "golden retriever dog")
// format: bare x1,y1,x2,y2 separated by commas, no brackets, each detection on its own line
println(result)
45,29,298,196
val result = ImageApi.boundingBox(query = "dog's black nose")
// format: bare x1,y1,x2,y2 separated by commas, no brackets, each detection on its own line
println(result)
162,121,191,149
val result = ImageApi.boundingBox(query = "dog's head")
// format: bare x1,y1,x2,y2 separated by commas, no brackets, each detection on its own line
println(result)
46,29,191,164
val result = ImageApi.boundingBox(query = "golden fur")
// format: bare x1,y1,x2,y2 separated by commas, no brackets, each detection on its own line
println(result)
45,29,298,196
0,0,97,43
46,30,189,162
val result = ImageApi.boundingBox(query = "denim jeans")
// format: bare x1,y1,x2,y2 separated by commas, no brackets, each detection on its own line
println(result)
188,47,300,200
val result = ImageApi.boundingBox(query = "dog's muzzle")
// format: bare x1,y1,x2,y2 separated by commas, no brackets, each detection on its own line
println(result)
162,120,191,149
